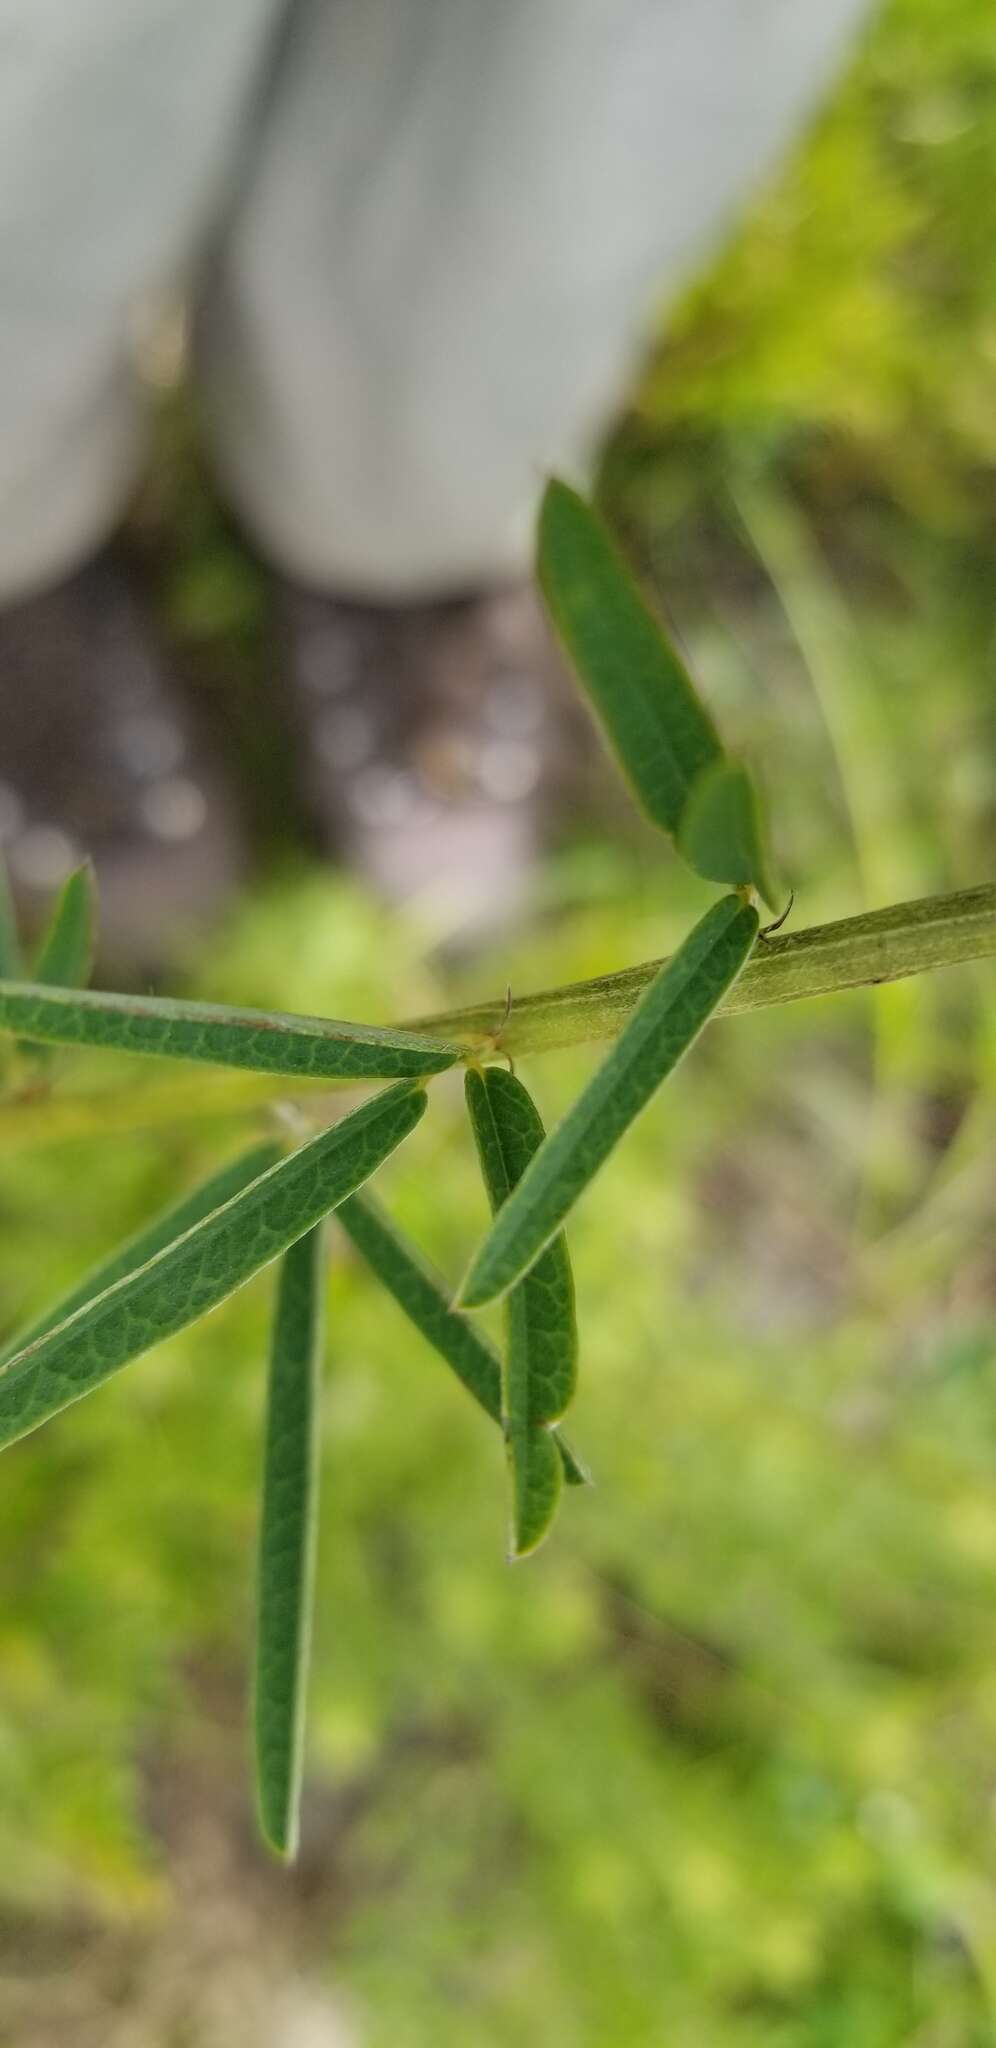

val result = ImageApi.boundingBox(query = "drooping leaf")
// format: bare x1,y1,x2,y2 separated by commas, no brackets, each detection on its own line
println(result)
0,1140,281,1366
254,1225,324,1861
459,894,758,1308
339,1186,502,1416
465,1067,578,1556
336,1188,588,1485
0,1081,426,1450
677,759,779,912
537,479,723,841
32,863,96,987
0,981,459,1081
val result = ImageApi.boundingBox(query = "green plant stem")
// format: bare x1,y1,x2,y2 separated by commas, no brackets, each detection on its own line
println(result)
0,888,991,1153
411,885,996,1058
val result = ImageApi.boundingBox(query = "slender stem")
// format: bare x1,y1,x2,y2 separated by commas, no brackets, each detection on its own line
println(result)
1,886,992,1147
409,884,996,1058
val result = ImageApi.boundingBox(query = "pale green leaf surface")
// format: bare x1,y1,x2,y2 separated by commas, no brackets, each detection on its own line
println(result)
0,1141,281,1367
459,895,759,1307
0,981,459,1081
254,1225,324,1860
336,1191,588,1485
0,1081,426,1450
678,759,780,911
537,479,723,841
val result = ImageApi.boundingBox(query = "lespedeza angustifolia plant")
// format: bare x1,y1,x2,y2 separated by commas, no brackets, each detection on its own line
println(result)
1,479,994,1858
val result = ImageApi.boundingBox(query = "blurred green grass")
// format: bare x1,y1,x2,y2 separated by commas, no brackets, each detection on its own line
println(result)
2,0,996,2041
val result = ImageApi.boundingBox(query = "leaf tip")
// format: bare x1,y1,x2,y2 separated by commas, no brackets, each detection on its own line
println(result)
451,1268,494,1314
677,757,780,911
556,1435,593,1488
258,1813,298,1863
509,1515,554,1563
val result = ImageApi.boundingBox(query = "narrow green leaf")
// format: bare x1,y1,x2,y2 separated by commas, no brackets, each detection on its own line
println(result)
0,856,20,980
0,1081,426,1450
338,1186,502,1418
254,1225,324,1861
336,1189,588,1485
465,1067,578,1556
677,759,779,912
459,894,758,1308
18,864,97,1062
511,1429,562,1558
0,981,459,1081
32,863,96,987
465,1069,578,1426
537,479,723,841
0,1140,281,1367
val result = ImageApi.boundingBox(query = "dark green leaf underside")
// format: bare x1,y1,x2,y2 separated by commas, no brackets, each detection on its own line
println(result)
0,1081,426,1450
0,981,459,1081
254,1225,325,1860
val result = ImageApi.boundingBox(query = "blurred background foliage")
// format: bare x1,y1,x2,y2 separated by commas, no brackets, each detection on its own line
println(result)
2,0,996,2040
